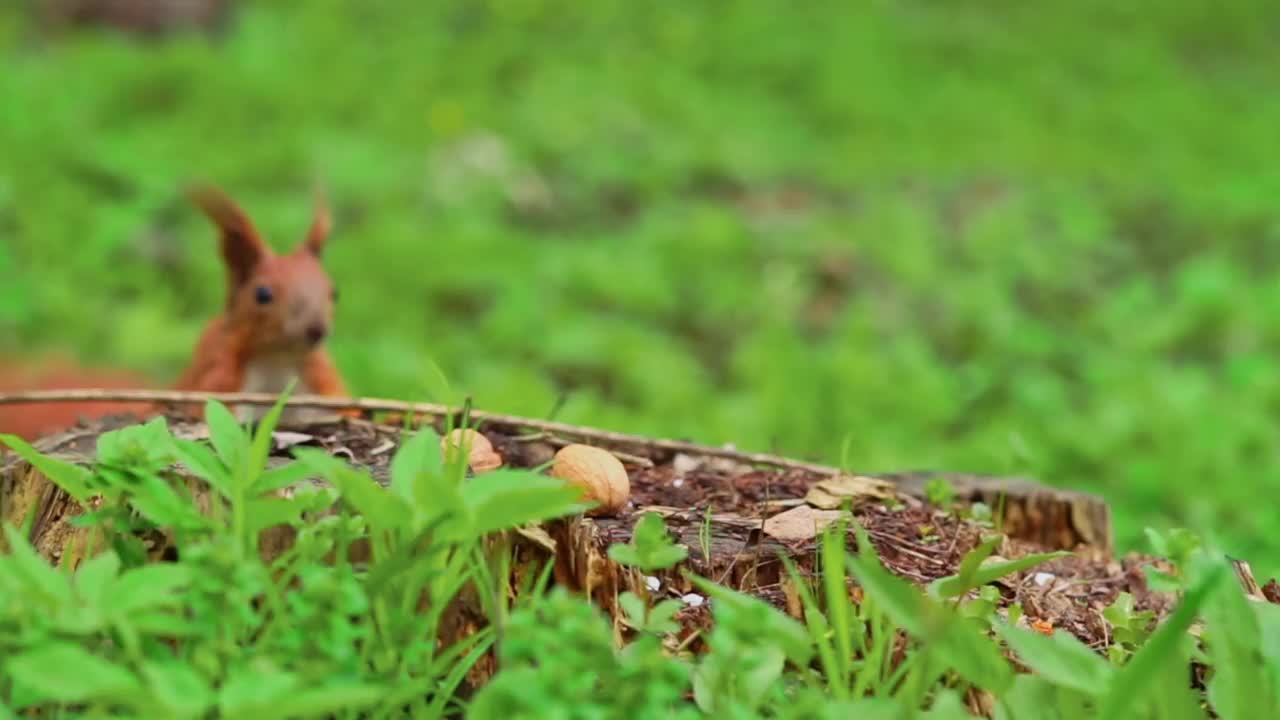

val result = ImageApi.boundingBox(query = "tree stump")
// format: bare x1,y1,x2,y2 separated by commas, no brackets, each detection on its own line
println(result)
0,409,1252,683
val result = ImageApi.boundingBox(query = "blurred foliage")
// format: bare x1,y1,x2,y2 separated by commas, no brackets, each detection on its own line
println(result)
2,1,1280,572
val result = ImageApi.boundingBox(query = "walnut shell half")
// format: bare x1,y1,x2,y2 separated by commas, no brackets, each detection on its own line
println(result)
440,428,503,473
549,443,631,516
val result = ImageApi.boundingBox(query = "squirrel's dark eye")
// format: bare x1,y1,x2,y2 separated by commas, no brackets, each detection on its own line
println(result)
254,286,274,305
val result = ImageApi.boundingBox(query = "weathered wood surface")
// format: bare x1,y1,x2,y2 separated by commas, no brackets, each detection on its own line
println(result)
0,388,1115,562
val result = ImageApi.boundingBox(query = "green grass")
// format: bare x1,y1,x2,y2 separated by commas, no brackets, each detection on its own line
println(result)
0,395,590,718
3,0,1280,574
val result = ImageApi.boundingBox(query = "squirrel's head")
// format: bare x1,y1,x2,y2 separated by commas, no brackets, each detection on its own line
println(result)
187,185,338,357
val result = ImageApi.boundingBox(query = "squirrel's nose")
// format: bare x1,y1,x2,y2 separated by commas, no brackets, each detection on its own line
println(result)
305,324,327,345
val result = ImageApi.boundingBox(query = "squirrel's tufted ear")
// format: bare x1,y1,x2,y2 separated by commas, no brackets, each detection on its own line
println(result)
302,185,331,257
186,184,268,288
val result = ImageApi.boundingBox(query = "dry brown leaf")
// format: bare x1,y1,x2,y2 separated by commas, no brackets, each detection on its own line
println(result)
804,474,896,510
515,525,557,552
762,505,845,542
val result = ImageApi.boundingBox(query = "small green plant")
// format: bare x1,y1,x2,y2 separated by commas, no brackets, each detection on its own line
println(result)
467,588,697,720
1102,591,1157,664
608,512,690,572
618,590,684,636
924,477,956,512
685,574,815,716
964,500,994,528
608,512,689,637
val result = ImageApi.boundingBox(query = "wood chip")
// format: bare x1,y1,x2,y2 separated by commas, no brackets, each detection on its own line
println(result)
672,453,701,477
272,431,316,450
762,505,845,541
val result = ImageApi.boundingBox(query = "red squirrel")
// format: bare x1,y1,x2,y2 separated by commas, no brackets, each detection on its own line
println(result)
172,185,349,423
0,184,352,440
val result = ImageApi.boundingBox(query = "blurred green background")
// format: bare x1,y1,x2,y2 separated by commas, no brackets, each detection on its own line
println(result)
2,1,1278,573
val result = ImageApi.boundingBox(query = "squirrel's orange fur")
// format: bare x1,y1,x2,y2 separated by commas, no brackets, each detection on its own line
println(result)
0,184,352,441
0,356,154,440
